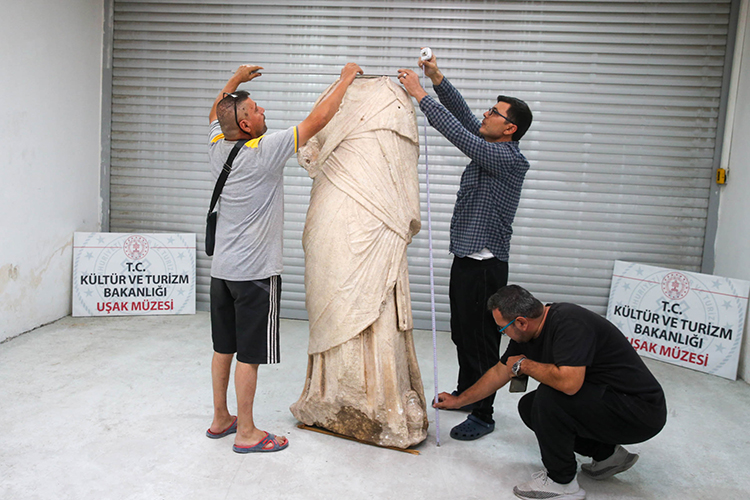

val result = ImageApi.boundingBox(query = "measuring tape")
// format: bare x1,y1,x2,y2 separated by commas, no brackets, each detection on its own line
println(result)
420,47,441,447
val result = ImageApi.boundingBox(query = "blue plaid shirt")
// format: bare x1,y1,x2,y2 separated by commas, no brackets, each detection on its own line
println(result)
419,78,529,261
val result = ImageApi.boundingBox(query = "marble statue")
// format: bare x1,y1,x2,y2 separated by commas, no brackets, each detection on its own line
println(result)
290,76,428,448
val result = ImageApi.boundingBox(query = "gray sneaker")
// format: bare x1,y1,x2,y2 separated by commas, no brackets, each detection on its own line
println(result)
513,470,586,500
580,445,639,480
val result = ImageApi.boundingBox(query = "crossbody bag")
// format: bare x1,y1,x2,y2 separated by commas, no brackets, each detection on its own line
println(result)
205,139,246,256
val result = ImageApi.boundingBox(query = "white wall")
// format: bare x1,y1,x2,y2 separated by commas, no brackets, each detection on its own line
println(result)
714,0,750,382
0,0,104,341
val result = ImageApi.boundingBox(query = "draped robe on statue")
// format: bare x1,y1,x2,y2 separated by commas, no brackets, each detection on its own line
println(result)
290,76,428,448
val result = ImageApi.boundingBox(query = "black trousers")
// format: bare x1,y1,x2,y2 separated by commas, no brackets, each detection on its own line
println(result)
518,383,667,484
449,256,508,423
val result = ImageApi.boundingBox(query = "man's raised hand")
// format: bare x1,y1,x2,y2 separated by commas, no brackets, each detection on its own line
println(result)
234,65,263,83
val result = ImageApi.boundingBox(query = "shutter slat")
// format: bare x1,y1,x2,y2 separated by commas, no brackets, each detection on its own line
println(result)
110,0,731,330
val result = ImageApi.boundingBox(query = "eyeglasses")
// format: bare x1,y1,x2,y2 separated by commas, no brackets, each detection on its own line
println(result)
497,317,520,335
223,92,248,131
488,106,516,125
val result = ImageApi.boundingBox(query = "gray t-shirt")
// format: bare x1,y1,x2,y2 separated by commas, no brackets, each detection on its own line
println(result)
208,121,298,281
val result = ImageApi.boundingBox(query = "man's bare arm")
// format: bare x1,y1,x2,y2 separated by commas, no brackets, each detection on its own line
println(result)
297,63,363,147
507,355,586,396
434,361,511,409
208,65,263,123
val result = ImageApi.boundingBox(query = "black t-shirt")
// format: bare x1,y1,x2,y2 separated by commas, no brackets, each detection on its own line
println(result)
501,303,665,405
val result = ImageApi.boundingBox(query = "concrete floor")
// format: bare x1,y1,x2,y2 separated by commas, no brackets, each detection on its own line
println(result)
1,313,749,500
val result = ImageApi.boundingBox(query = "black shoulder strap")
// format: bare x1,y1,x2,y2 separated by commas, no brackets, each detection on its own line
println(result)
208,139,247,215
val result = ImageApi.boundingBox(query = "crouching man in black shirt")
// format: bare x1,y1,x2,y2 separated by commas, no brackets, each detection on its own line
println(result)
434,285,667,500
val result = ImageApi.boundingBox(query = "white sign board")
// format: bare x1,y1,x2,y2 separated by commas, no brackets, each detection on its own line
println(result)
73,232,196,317
607,260,749,380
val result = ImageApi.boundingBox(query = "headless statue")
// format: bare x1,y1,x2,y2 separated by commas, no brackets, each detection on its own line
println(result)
290,76,428,448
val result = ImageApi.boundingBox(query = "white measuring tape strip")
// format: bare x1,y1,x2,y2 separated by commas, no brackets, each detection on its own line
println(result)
420,47,441,447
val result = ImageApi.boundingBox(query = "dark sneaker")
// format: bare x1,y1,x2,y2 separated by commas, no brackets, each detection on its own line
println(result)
580,445,639,480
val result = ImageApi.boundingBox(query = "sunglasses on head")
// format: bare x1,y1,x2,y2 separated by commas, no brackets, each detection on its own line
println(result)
223,91,250,131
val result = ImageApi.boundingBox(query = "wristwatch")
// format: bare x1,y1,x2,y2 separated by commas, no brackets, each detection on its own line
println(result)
512,357,526,377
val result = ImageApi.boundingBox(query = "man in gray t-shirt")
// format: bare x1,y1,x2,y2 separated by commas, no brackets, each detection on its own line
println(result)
208,121,293,281
205,62,362,453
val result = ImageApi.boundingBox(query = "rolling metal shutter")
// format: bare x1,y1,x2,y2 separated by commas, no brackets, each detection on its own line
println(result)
108,0,736,331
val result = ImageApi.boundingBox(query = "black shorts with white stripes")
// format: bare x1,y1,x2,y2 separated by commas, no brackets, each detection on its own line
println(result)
210,275,281,364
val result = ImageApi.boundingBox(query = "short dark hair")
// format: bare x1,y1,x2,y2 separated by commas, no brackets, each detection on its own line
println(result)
496,95,532,141
486,284,544,319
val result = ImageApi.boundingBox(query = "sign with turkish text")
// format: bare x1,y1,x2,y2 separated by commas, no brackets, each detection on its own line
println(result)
607,260,749,380
73,232,196,317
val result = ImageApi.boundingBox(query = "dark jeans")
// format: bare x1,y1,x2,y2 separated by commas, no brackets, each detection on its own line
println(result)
449,256,508,423
518,383,667,484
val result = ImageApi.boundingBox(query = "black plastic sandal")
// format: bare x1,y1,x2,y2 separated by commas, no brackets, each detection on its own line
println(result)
450,414,495,440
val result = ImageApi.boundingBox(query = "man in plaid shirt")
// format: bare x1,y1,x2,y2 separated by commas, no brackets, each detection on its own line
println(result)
399,52,533,441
